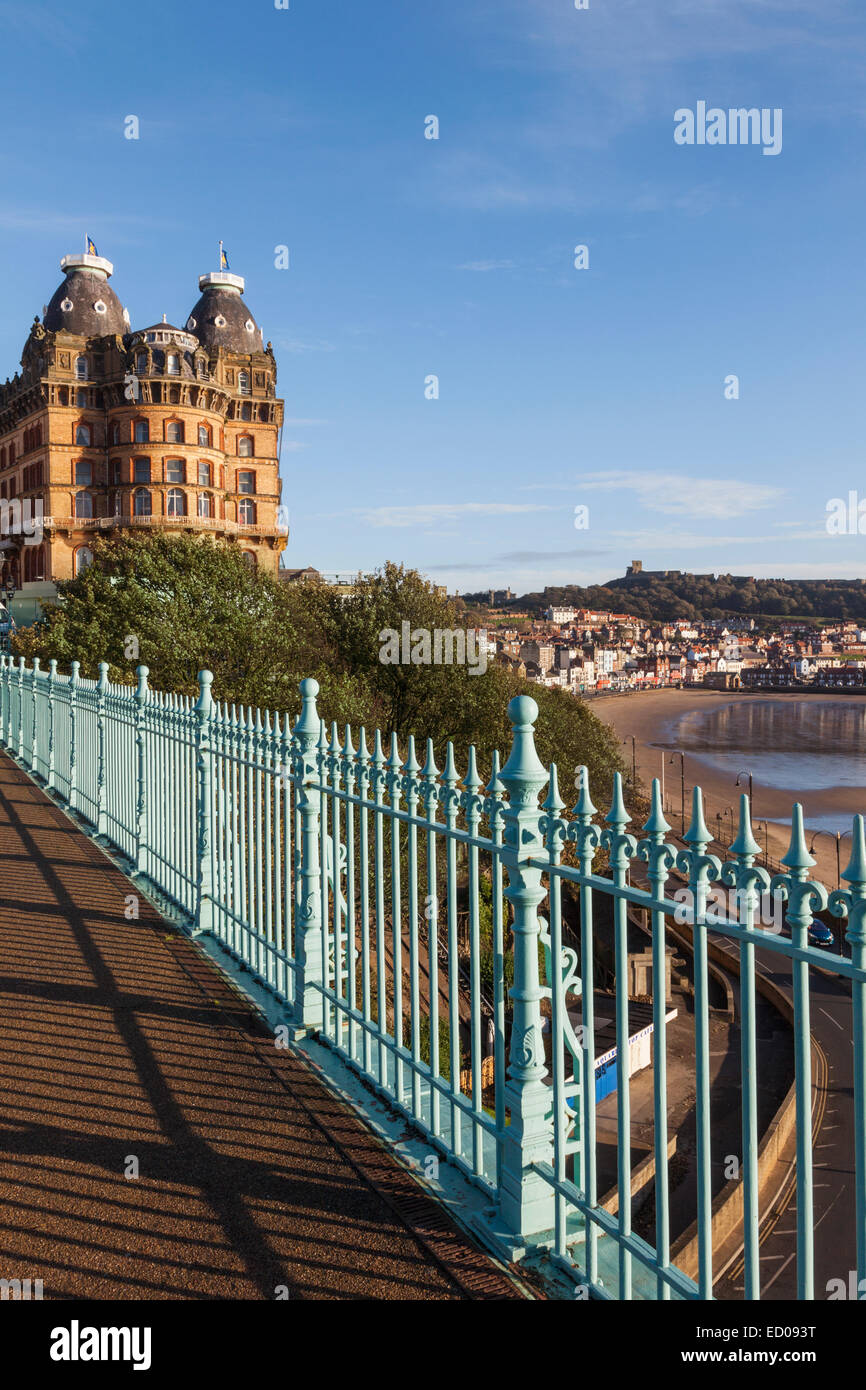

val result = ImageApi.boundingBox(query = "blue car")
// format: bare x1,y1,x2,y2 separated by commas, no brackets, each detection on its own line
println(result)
808,921,834,949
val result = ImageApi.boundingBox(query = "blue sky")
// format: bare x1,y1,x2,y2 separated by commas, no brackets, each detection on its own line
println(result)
0,0,864,593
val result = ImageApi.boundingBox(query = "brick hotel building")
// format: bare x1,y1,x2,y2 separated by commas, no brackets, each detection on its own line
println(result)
0,251,287,623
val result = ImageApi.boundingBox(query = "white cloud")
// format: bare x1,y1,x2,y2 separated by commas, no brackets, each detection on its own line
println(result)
357,501,555,528
574,470,785,520
457,259,516,272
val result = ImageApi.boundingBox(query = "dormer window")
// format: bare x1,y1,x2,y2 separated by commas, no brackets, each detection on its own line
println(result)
94,300,107,315
187,316,197,330
238,371,250,395
167,353,180,376
136,352,147,374
61,298,73,313
75,356,88,380
245,320,255,334
214,315,227,328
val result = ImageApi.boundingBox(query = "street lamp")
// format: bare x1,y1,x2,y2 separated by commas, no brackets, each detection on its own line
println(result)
622,735,637,791
808,828,850,892
735,770,754,812
723,805,735,841
669,751,685,834
755,818,771,865
2,578,14,655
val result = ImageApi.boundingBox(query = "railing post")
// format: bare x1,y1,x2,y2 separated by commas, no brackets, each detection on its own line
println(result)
193,669,215,935
68,660,79,811
46,659,56,791
497,694,554,1252
95,661,109,835
16,656,25,761
133,665,149,874
291,677,325,1032
0,655,7,746
30,658,40,771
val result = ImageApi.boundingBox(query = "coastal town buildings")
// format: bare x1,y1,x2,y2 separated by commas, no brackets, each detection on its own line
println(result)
485,607,866,695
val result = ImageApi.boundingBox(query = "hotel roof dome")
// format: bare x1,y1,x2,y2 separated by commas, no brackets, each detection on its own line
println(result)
185,270,264,353
43,253,128,337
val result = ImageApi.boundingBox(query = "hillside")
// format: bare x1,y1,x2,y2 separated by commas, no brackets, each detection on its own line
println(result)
463,572,866,624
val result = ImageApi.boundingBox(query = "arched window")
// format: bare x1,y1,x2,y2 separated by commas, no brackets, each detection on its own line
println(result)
75,460,92,485
23,545,45,583
197,461,211,486
111,421,120,445
75,491,93,518
242,550,257,569
165,420,184,443
238,436,253,457
75,423,91,447
134,419,149,443
166,353,180,376
166,488,186,517
240,402,252,421
75,356,88,380
238,371,250,395
198,423,211,447
134,488,152,516
75,546,94,575
76,389,88,409
136,352,148,375
197,493,213,519
238,498,256,525
237,470,255,494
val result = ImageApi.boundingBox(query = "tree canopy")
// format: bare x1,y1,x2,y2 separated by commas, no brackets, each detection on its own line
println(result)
12,535,625,804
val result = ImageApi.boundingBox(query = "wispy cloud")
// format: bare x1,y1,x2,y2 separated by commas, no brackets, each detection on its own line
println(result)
527,470,785,520
357,501,555,528
275,338,336,354
457,259,516,272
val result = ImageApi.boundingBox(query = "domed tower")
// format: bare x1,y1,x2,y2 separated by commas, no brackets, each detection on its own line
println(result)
0,251,132,618
181,267,284,570
44,253,129,338
186,270,264,353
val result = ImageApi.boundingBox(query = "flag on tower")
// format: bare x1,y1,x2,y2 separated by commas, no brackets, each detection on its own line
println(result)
87,236,98,256
220,243,229,270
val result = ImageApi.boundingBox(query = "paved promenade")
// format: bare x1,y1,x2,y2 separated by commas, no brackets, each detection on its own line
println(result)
0,753,525,1301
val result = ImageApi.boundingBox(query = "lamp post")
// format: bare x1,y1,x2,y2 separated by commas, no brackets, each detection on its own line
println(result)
808,828,849,892
756,818,771,866
723,805,735,842
735,770,754,814
669,751,685,834
622,735,637,791
2,578,14,655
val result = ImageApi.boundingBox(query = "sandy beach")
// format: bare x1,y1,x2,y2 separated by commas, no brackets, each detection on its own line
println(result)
591,689,866,890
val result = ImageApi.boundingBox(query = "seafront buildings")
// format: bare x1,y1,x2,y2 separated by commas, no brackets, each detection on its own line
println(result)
0,251,287,623
484,604,866,694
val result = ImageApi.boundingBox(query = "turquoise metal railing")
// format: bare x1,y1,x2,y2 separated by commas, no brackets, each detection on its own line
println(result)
0,653,864,1302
